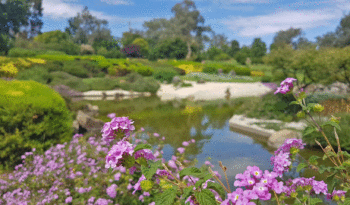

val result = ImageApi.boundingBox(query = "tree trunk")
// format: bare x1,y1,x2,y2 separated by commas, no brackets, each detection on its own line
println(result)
186,41,192,60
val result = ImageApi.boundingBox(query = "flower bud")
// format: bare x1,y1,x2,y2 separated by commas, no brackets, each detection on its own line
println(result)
290,147,300,155
333,194,340,202
313,104,324,113
296,111,305,118
291,192,298,198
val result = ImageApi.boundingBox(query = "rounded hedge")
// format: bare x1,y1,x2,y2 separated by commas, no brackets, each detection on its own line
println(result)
0,80,73,171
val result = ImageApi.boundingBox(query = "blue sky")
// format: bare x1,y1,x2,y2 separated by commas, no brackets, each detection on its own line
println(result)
41,0,350,52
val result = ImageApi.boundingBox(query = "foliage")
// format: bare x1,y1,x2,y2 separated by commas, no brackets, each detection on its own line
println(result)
228,40,240,57
173,67,186,75
156,38,188,60
250,71,265,77
206,46,223,60
250,38,267,64
82,77,118,90
153,69,177,83
108,66,132,77
121,31,143,47
0,33,15,55
121,44,142,58
49,71,92,92
118,73,160,94
213,52,230,61
147,49,158,61
8,48,39,57
0,80,72,171
234,46,251,65
65,6,113,45
261,75,272,83
202,66,218,74
132,38,149,57
80,44,95,55
33,30,69,44
270,27,302,51
62,60,91,78
0,62,18,78
132,64,154,76
16,65,51,84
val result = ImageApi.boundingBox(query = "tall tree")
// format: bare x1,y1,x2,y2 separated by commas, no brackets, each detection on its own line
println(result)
316,31,338,49
334,11,350,48
22,0,43,39
270,27,302,51
121,30,143,47
210,33,230,54
65,6,113,45
229,40,240,57
250,38,266,64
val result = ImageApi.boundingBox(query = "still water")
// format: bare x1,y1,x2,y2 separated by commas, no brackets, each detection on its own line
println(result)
82,96,333,204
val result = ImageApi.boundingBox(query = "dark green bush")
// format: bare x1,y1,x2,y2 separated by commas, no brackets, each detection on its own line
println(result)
214,53,231,61
49,71,91,92
153,70,177,83
173,67,186,76
302,113,350,151
202,66,218,74
147,49,158,61
82,77,118,90
120,73,160,94
16,66,52,84
45,60,64,72
8,48,39,57
261,75,272,82
234,67,251,76
134,65,154,76
0,80,73,171
62,61,90,78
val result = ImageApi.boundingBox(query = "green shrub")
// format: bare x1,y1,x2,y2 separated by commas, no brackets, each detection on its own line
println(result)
107,66,132,77
42,50,67,55
104,48,125,59
202,66,218,74
82,77,118,90
8,48,39,57
16,65,52,84
97,47,109,57
147,49,158,61
49,71,91,92
302,113,350,151
173,67,186,75
234,67,251,76
119,73,160,94
153,70,177,83
0,80,73,171
214,53,231,61
134,65,154,76
35,54,76,61
62,61,90,78
261,75,272,82
44,60,64,72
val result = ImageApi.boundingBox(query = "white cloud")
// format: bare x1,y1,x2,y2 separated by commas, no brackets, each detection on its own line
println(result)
42,0,148,25
222,8,343,37
100,0,134,5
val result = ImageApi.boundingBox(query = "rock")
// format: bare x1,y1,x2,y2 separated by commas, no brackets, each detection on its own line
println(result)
83,103,99,117
76,110,105,134
72,120,79,133
304,81,350,95
267,129,302,149
229,70,236,77
172,76,181,84
201,60,206,64
218,68,223,75
197,79,206,84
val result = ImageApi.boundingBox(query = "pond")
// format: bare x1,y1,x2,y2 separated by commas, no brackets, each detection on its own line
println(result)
78,96,334,204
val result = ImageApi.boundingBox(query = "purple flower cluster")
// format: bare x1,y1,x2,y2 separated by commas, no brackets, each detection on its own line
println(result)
274,77,297,94
283,177,328,196
101,116,135,142
105,139,135,169
270,138,305,177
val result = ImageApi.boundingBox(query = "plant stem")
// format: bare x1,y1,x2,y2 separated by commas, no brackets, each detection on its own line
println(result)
208,167,230,193
273,190,281,205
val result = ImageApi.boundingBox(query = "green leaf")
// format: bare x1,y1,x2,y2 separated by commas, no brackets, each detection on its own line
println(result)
308,155,320,166
310,198,323,205
194,189,217,205
303,126,317,136
206,182,226,200
134,144,153,152
195,179,206,189
179,167,202,179
155,187,177,205
289,101,300,105
136,157,148,167
141,160,162,180
181,186,194,204
298,91,307,100
296,163,308,172
321,121,341,131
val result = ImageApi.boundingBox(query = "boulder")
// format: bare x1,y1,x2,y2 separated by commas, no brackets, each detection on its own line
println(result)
218,68,223,75
229,70,236,77
172,76,181,84
304,82,350,95
83,103,99,117
267,129,302,149
197,79,206,84
76,110,105,133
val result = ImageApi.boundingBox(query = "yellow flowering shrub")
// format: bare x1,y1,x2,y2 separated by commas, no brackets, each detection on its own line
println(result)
177,64,202,74
0,63,18,78
14,58,32,69
250,71,265,77
26,58,46,64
